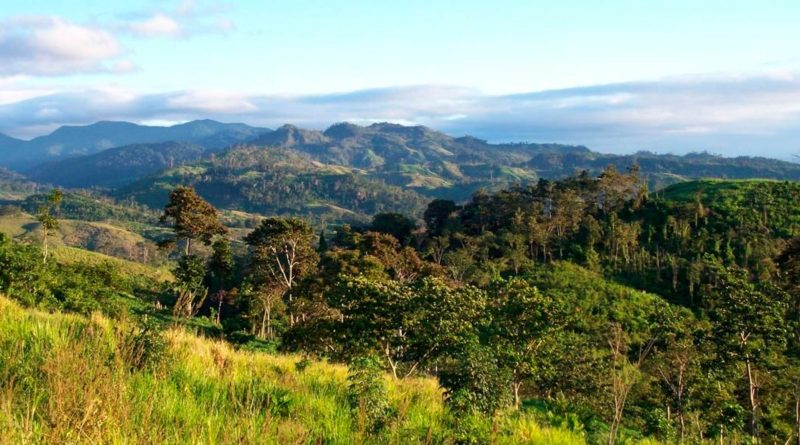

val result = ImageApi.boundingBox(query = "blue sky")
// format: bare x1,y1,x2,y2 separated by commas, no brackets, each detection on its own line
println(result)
2,0,800,157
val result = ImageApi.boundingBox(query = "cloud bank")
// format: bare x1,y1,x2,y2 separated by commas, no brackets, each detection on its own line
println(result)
2,75,800,158
0,16,128,76
0,3,234,77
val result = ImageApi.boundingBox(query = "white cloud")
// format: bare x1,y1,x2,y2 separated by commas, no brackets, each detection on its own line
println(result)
127,13,183,38
166,91,257,113
119,1,235,39
0,16,123,76
2,74,800,157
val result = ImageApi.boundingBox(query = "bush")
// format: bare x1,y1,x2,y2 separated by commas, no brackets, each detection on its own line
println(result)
0,233,54,307
116,316,167,372
347,355,392,434
440,343,513,416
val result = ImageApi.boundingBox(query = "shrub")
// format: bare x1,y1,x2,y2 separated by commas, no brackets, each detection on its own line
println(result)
440,343,513,416
116,316,167,372
347,355,392,434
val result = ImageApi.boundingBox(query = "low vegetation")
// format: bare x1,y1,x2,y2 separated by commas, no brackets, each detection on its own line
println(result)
0,295,589,444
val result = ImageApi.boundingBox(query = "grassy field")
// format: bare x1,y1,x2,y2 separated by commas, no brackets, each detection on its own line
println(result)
0,295,590,445
0,212,168,264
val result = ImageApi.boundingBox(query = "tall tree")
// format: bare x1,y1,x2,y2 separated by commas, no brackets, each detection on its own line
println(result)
703,258,789,441
160,186,227,255
207,238,233,323
487,278,565,407
35,189,62,263
245,217,318,325
368,212,418,246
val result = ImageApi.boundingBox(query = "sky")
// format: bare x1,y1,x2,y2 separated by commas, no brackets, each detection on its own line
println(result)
1,0,800,158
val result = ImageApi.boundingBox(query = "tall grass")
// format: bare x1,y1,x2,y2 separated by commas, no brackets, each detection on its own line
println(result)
0,295,592,444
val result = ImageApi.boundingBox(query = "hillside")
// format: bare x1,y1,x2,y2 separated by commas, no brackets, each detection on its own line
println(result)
0,211,166,265
115,147,430,223
249,123,800,194
3,172,798,443
657,179,800,238
526,151,800,190
27,141,207,188
0,295,586,444
0,120,270,169
0,166,41,200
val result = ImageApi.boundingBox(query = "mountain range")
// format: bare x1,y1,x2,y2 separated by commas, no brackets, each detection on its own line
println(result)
4,119,800,222
0,120,269,169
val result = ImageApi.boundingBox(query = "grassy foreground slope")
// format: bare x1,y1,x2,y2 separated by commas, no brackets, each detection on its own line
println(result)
0,296,588,445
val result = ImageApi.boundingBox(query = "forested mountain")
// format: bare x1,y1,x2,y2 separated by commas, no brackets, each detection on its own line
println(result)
27,142,207,188
0,133,23,152
115,146,429,224
0,120,270,169
12,121,800,200
249,123,800,193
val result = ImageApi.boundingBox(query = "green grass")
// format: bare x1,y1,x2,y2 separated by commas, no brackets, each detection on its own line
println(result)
49,246,173,282
0,295,590,445
658,178,784,202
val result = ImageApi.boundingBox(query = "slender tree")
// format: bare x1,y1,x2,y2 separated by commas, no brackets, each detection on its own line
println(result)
36,189,62,263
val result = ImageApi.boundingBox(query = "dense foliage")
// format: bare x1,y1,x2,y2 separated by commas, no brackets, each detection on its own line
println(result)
3,170,800,443
116,147,430,223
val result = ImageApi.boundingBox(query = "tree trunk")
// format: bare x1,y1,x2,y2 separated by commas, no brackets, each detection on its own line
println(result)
42,228,49,263
746,359,759,442
260,307,268,339
513,380,523,408
795,394,799,445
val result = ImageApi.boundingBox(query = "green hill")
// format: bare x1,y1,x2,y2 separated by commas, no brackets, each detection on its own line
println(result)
115,147,430,223
658,179,800,237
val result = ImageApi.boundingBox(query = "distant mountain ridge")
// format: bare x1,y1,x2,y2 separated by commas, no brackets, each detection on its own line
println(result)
0,119,270,169
26,141,207,188
6,120,800,208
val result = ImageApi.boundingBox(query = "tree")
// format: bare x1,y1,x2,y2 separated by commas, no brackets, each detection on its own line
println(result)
160,186,227,255
327,276,486,379
317,230,329,253
207,238,233,323
36,189,62,263
368,212,417,246
487,278,565,407
424,199,459,237
242,280,285,340
347,355,391,434
359,232,424,283
606,322,655,445
172,254,208,318
439,340,513,416
245,217,318,326
703,258,789,441
652,328,704,442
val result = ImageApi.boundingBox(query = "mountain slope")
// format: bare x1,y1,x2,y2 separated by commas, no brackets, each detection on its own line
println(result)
0,120,270,169
27,141,207,188
115,146,430,223
9,121,800,203
0,166,41,200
